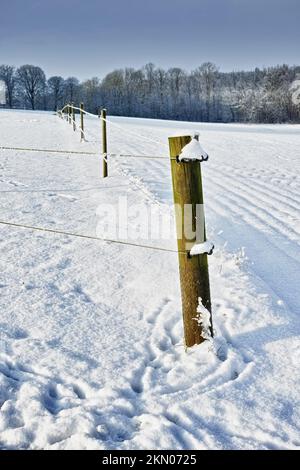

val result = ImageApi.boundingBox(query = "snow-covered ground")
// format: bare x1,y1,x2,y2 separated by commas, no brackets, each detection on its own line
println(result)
0,109,299,449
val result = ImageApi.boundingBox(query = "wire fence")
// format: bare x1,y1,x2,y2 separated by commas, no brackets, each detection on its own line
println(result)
0,145,98,156
1,104,214,344
0,145,171,160
61,104,169,149
0,220,187,255
59,104,174,166
0,103,185,256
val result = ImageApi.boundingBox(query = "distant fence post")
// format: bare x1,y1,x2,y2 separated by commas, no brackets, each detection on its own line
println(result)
68,105,71,124
72,103,76,131
169,135,213,347
101,108,108,178
80,103,85,141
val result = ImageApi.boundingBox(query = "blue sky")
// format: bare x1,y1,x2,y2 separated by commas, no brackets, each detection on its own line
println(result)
1,0,299,79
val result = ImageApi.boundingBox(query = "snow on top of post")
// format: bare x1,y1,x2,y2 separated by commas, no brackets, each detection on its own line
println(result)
190,241,214,257
179,133,209,162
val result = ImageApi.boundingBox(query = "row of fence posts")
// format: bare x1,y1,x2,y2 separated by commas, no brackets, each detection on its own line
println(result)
58,103,213,348
59,103,108,178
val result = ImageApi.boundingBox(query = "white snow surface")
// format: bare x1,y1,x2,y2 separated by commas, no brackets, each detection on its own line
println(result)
179,137,208,161
196,298,212,342
0,109,300,450
190,241,214,256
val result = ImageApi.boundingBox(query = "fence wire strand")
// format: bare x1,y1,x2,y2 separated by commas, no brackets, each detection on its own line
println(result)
0,107,194,257
1,146,173,161
0,145,98,156
0,219,187,255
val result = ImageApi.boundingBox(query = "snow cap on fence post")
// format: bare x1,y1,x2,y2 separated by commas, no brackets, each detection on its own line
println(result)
178,133,209,162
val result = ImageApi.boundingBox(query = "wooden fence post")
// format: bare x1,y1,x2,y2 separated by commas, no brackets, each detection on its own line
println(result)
80,103,85,141
68,105,71,124
169,135,213,347
101,108,108,178
72,104,76,131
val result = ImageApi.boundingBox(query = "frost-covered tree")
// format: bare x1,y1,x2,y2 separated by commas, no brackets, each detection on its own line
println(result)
195,63,218,121
81,77,102,113
2,61,300,122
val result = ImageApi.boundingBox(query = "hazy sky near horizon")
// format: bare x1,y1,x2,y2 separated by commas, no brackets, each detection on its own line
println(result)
1,0,299,79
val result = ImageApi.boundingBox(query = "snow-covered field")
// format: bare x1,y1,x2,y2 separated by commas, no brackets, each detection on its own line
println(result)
0,109,299,450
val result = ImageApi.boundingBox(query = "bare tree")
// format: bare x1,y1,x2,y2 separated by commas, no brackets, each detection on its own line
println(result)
0,65,16,108
1,60,299,123
16,65,46,110
195,62,218,121
64,77,80,104
81,77,102,113
48,76,64,111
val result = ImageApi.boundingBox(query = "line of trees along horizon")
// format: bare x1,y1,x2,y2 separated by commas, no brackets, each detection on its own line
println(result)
0,62,299,123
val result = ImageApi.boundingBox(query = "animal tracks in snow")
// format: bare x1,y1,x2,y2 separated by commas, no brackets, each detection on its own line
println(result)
0,179,28,188
0,355,104,448
123,294,254,422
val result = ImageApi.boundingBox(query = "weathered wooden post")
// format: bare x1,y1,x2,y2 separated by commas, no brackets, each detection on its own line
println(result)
72,104,76,131
101,108,108,178
169,135,213,347
68,105,71,124
80,103,85,141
